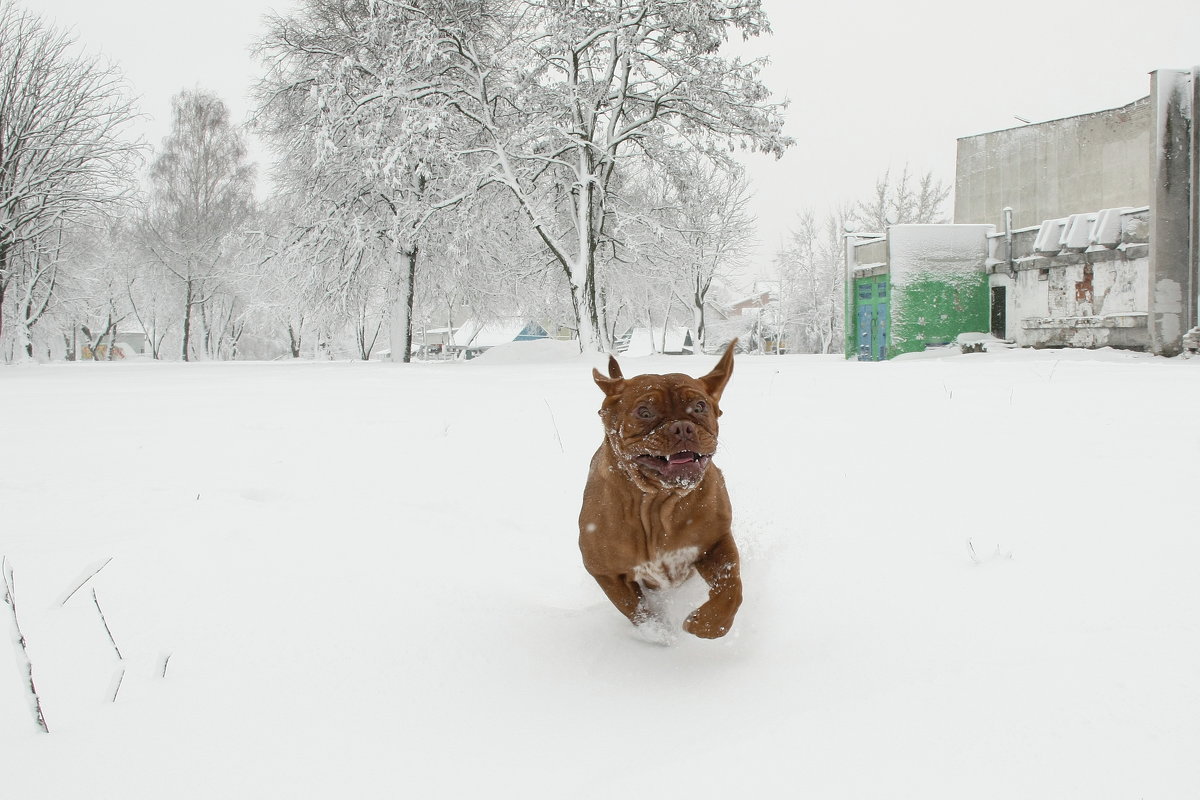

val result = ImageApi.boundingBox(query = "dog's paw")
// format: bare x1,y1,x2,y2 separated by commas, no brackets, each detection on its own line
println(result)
683,611,733,639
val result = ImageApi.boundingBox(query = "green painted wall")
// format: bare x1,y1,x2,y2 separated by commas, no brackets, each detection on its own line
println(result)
889,272,990,357
847,226,995,360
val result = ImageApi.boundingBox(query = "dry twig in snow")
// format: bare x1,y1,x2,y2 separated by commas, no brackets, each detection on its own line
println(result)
92,588,123,661
3,558,50,733
59,556,114,606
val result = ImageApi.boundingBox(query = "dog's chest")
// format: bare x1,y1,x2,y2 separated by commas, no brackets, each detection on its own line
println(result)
632,546,699,590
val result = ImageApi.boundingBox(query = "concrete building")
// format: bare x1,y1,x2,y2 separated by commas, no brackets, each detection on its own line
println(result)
955,68,1199,356
954,98,1151,230
844,67,1197,360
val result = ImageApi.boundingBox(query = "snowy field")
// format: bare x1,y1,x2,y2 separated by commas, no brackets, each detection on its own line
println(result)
2,343,1198,798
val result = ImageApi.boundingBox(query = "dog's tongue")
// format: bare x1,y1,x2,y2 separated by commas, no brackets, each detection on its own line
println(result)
668,452,697,465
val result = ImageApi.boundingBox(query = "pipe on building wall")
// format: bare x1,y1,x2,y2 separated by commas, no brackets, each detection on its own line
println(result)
1004,206,1015,277
1191,66,1199,333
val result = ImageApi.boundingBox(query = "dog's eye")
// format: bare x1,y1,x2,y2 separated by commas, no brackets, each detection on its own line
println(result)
692,401,707,414
636,406,655,420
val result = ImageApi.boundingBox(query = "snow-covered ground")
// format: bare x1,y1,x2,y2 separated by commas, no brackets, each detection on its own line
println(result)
2,345,1198,798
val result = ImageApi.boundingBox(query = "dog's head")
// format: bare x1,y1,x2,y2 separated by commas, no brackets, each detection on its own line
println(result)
593,339,736,490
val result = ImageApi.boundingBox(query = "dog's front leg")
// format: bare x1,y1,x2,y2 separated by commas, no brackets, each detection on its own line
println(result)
590,573,649,625
683,535,743,639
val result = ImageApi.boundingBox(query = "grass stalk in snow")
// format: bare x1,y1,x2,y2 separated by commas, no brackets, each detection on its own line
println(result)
543,399,564,453
59,556,114,606
92,587,123,661
2,557,50,733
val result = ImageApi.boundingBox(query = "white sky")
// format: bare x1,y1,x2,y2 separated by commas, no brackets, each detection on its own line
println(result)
32,0,1200,280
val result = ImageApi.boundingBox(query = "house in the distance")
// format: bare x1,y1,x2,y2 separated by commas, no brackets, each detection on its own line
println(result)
723,282,789,353
448,318,548,359
415,316,551,359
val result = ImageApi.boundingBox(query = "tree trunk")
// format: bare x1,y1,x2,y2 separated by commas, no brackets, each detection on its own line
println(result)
570,150,605,353
181,276,193,362
104,314,115,361
0,246,8,348
16,318,33,361
569,273,602,353
18,285,35,360
151,325,166,359
288,323,302,358
21,318,34,360
659,296,675,353
390,246,417,363
18,259,57,361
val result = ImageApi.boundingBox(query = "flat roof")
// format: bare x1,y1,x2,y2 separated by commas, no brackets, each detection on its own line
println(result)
957,95,1149,142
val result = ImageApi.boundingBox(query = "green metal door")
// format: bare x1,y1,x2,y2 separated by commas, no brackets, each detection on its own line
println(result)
854,276,889,361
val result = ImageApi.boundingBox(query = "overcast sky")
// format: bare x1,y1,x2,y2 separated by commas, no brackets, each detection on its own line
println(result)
33,0,1200,281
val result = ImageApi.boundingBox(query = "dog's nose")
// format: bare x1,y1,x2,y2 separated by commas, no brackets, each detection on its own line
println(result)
669,420,696,440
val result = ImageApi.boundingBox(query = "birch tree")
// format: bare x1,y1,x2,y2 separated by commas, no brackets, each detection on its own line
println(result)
661,158,753,351
0,1,141,359
143,89,255,361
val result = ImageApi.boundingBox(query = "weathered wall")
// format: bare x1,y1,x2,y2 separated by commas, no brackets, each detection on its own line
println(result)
887,224,994,356
955,99,1151,229
988,208,1151,349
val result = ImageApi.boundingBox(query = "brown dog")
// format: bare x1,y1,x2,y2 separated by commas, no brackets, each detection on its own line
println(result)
578,340,742,639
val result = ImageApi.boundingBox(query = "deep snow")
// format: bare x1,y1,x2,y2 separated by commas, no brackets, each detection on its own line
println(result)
2,346,1198,798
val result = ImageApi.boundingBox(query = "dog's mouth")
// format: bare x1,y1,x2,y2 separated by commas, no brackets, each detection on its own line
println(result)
634,451,713,485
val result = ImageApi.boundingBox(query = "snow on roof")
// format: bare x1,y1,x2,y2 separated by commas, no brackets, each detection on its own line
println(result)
1030,208,1146,255
1033,218,1069,254
1091,208,1134,248
468,338,584,364
886,224,995,280
455,318,546,348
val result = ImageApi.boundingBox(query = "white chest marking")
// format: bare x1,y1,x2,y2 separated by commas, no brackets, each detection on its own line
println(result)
632,546,700,590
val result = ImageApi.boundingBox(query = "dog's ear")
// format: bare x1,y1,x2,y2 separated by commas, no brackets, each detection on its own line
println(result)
593,355,625,397
699,338,737,402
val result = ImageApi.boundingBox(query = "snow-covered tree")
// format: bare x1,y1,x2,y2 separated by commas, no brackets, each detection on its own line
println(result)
435,0,790,351
0,1,141,360
774,205,847,354
661,158,754,351
50,220,138,360
142,89,255,361
412,186,555,347
850,164,950,232
254,0,472,362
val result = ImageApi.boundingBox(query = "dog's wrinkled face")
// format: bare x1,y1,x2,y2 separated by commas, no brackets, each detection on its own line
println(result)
593,341,735,490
